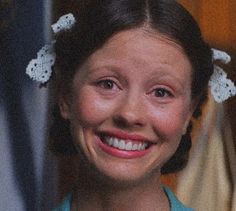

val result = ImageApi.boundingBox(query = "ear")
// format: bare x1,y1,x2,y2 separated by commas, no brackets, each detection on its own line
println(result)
182,113,192,135
59,96,71,120
182,98,199,135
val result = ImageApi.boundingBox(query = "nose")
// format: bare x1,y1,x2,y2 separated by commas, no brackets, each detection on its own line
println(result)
112,92,146,129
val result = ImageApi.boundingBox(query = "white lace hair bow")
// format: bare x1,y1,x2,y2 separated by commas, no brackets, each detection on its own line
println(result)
26,13,236,103
209,49,236,103
26,13,75,83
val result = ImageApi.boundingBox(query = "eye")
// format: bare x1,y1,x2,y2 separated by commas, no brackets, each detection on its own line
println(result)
97,79,117,90
153,88,173,98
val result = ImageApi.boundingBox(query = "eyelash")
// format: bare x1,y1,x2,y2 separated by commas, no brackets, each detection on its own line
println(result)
96,79,118,90
152,88,173,98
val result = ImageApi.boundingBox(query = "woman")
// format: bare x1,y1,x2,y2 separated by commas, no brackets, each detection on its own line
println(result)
49,0,213,210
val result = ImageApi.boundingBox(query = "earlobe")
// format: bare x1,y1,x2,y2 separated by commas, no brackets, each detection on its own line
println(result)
182,118,192,135
181,101,196,135
182,98,199,135
182,119,190,135
59,97,71,120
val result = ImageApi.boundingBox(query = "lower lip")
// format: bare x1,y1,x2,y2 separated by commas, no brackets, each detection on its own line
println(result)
95,136,151,159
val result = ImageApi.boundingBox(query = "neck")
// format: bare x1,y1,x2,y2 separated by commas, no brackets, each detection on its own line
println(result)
72,162,170,211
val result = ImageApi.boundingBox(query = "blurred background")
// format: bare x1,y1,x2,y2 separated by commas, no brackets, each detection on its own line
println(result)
0,1,56,210
0,0,235,210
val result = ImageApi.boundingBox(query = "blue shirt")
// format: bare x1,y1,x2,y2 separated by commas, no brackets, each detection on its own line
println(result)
54,186,194,211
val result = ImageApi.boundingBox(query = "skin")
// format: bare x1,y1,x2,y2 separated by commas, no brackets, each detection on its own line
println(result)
60,28,195,211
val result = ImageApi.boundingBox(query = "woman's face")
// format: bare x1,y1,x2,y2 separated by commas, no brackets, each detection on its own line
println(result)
60,28,194,184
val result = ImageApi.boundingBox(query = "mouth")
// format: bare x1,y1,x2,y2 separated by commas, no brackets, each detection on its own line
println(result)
97,130,155,152
100,134,151,151
95,131,155,159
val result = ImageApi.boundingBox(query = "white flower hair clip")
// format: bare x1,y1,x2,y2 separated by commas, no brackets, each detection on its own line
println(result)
26,42,56,83
209,49,236,103
26,13,76,83
51,13,76,34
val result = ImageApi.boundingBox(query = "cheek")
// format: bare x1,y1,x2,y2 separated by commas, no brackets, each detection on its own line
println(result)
150,105,190,140
71,89,116,126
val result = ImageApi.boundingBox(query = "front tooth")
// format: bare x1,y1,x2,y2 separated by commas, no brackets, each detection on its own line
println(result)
114,138,119,148
118,140,125,150
125,142,132,151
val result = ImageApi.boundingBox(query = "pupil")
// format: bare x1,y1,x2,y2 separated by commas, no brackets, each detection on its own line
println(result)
156,89,165,97
105,81,113,89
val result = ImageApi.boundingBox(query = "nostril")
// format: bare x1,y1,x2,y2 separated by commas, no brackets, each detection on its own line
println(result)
113,114,144,128
113,115,130,128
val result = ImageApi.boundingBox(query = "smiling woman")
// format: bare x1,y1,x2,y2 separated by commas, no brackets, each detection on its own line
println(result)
46,0,213,210
60,29,193,185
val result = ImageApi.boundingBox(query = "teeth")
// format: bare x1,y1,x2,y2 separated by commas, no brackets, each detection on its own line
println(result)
132,144,138,150
138,143,142,150
118,140,125,150
104,137,148,151
125,142,132,151
108,138,113,146
114,138,119,148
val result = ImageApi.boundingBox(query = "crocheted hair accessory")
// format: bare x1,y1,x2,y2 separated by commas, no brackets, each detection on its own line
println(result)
51,13,76,34
26,42,56,83
209,49,236,103
26,13,75,83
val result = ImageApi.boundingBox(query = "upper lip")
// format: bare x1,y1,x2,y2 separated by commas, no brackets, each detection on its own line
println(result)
97,129,155,143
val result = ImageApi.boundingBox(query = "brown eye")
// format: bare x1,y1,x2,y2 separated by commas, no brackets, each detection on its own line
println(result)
154,88,172,97
97,79,115,89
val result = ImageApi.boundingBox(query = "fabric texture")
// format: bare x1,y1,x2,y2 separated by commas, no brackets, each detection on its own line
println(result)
176,96,234,211
53,186,193,211
0,1,57,210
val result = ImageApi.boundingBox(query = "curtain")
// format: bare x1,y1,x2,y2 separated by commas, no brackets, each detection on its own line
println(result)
0,1,57,210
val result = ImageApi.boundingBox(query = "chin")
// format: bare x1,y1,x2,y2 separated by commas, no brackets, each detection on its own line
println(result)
74,147,162,189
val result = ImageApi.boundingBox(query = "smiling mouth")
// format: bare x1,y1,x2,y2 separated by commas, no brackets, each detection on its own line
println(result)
99,134,152,151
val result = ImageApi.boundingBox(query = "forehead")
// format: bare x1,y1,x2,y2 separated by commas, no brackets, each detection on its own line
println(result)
85,28,192,77
107,27,184,52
